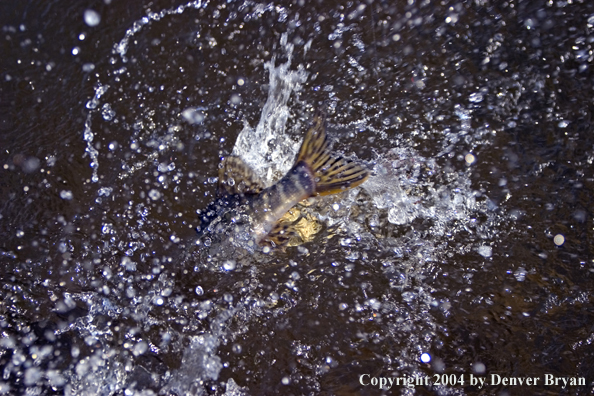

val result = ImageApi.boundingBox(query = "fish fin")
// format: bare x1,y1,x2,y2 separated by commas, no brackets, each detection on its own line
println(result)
296,110,369,196
262,222,298,248
218,156,266,196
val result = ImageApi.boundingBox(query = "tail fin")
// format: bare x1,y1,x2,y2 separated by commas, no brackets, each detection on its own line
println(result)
296,111,369,196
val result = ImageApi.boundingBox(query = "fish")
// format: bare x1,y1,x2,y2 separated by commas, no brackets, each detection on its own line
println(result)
196,111,369,254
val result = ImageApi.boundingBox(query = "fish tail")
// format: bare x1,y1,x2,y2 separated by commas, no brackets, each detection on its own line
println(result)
296,110,369,196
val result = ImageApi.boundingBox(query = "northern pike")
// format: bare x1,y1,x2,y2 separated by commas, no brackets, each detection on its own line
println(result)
196,111,369,254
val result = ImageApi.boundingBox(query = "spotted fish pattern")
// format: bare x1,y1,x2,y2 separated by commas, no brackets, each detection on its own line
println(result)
197,111,369,250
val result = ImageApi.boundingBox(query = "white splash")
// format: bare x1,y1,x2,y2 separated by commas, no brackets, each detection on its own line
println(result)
232,33,308,185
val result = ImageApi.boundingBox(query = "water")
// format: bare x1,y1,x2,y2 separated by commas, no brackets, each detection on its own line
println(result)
2,0,594,394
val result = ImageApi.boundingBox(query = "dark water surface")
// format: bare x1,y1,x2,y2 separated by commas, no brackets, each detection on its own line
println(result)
1,0,593,395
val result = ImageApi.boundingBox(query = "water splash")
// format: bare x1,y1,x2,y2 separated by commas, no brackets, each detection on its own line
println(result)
232,33,308,185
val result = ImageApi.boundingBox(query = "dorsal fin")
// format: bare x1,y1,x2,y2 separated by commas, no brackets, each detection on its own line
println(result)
296,110,369,196
218,156,266,196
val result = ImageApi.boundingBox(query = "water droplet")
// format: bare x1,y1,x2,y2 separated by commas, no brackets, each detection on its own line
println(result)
402,291,414,302
22,157,40,173
148,189,161,200
101,103,115,121
121,256,136,271
60,190,73,200
101,223,113,234
420,353,431,363
469,92,483,103
84,9,101,27
132,341,148,356
230,93,241,105
478,245,492,258
472,362,486,374
222,260,236,271
98,187,112,197
181,107,205,124
514,266,526,282
82,63,95,72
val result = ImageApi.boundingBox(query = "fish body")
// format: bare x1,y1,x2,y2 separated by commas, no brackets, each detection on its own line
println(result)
196,111,368,253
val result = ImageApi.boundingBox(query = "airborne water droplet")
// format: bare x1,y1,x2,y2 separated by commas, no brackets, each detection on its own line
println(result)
478,245,492,258
60,190,73,200
84,9,101,27
222,260,236,271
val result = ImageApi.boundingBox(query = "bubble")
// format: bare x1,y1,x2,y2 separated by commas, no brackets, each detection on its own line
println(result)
553,234,564,246
420,353,431,363
237,78,245,86
84,9,101,27
148,189,161,200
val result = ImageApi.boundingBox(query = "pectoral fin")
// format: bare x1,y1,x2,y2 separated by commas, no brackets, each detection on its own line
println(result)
263,207,323,248
218,156,266,196
262,222,298,248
